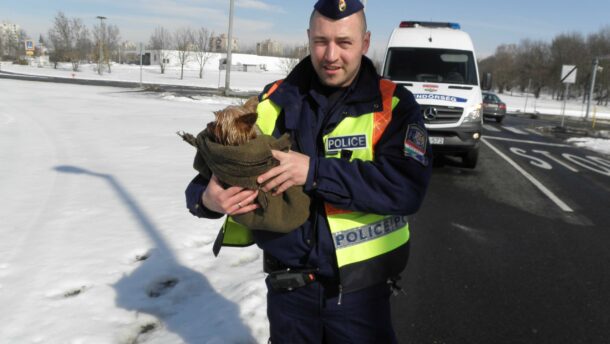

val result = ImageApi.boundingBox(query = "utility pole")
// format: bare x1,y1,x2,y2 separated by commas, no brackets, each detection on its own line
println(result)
585,55,610,120
139,42,143,88
224,0,235,96
96,16,107,76
524,78,532,114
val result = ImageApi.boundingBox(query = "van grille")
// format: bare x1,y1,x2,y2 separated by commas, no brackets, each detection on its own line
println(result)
421,105,463,124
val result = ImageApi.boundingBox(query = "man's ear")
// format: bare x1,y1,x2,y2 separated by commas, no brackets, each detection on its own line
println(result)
362,31,371,55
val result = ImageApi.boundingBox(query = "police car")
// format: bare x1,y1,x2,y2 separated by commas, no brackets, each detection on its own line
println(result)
381,21,485,168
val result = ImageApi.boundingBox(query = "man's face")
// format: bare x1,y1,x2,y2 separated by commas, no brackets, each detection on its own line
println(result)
308,11,370,88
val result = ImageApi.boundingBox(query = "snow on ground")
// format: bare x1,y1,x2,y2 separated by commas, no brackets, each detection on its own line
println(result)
566,137,610,156
0,52,290,92
0,79,267,343
1,55,610,343
495,91,610,120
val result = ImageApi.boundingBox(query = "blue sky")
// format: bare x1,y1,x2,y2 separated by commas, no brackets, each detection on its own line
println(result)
1,0,609,57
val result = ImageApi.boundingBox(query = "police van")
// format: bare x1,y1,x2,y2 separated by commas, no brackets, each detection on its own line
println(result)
381,21,483,168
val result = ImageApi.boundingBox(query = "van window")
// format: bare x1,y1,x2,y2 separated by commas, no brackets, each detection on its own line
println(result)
383,48,478,85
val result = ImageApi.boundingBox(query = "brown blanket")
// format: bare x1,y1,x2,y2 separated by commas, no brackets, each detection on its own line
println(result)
182,129,310,233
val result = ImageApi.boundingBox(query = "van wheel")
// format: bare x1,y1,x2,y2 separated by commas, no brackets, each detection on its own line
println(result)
462,148,479,169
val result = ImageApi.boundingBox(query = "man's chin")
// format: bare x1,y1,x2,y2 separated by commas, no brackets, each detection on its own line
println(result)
319,76,345,88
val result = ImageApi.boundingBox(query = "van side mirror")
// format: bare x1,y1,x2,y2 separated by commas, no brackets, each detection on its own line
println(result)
481,73,492,91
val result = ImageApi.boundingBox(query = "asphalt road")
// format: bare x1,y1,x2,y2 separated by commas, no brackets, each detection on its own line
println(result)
393,115,610,343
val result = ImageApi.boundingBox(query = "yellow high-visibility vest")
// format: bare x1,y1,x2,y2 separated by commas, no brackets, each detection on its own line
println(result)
219,80,410,291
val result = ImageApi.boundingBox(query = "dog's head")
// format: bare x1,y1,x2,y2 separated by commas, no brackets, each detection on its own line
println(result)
207,97,259,146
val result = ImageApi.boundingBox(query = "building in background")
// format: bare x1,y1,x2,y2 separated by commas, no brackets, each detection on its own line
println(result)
0,21,21,57
209,34,239,53
256,39,283,57
291,44,309,59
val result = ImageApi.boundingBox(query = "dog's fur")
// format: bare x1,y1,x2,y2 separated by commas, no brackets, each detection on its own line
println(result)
207,96,260,146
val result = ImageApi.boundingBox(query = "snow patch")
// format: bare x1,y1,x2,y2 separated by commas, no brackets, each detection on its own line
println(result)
566,137,610,156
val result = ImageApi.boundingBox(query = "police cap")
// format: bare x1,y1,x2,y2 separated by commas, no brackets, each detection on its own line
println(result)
314,0,364,20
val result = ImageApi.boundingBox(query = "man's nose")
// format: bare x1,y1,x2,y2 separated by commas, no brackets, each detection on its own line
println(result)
324,43,337,62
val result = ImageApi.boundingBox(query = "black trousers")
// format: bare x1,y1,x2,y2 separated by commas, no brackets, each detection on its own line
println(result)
266,278,398,344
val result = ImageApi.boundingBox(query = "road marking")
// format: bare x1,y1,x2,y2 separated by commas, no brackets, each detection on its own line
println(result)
483,135,571,147
503,126,528,135
510,148,552,169
562,154,610,176
524,128,541,136
532,150,579,172
481,137,574,212
483,124,501,132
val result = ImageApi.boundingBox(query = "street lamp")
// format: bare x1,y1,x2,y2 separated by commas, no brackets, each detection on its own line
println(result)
96,16,107,75
585,54,610,120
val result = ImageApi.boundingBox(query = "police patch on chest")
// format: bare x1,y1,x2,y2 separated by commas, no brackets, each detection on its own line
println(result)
326,134,368,154
404,125,429,166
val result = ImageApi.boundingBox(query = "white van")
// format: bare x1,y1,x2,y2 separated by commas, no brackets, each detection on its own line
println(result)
381,21,483,168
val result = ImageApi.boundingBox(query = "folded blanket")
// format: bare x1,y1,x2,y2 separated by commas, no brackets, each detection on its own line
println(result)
182,129,310,233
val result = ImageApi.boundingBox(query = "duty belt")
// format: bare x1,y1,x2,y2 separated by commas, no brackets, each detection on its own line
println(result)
264,253,318,291
267,269,317,291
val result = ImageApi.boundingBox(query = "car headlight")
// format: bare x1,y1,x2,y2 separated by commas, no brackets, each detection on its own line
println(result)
463,103,482,123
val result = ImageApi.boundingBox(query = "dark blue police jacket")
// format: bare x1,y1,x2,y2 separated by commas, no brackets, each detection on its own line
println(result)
185,56,432,283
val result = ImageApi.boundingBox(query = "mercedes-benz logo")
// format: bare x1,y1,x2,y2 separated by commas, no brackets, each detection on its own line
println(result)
423,107,438,121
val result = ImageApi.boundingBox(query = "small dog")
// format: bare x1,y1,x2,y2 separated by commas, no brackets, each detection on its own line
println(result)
178,96,260,147
207,96,260,146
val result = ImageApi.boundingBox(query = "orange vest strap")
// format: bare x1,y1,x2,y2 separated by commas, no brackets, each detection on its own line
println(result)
372,79,397,151
262,80,284,100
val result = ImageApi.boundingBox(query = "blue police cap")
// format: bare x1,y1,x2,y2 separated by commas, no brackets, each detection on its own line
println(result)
314,0,364,20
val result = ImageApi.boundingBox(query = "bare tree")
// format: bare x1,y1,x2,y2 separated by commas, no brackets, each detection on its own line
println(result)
279,57,299,76
12,29,28,59
149,26,172,74
515,39,551,98
72,20,91,72
194,28,213,79
586,27,610,105
47,13,69,68
550,33,588,99
47,12,91,71
174,27,193,80
492,44,518,93
94,23,120,73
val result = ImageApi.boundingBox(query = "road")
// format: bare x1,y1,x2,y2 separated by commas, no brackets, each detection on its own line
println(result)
393,115,610,343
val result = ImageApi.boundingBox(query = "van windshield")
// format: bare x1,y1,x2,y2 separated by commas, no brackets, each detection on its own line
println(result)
383,48,478,85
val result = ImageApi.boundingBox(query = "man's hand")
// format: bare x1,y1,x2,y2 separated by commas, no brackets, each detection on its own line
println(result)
257,150,310,195
202,175,259,215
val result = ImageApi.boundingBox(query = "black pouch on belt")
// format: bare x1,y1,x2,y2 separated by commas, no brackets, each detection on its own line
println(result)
267,270,317,291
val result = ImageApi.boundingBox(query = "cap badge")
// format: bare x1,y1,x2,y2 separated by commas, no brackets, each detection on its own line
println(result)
338,0,347,12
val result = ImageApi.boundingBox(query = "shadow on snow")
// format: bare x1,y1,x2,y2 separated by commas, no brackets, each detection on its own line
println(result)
54,165,256,343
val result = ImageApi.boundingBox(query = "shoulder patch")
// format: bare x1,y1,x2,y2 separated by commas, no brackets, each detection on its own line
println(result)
404,124,429,166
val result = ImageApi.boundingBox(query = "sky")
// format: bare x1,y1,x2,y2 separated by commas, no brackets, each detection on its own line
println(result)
1,0,610,58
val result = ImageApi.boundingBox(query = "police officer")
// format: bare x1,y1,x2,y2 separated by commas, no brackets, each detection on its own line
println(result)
185,0,432,342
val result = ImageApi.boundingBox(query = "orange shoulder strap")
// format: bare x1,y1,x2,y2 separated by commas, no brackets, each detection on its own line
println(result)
261,80,284,100
372,79,397,150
